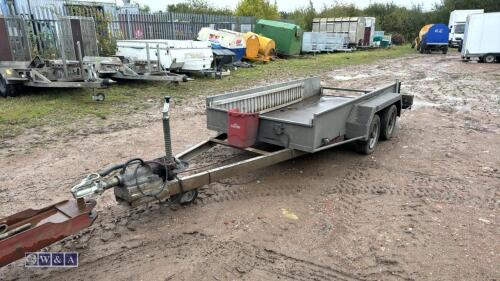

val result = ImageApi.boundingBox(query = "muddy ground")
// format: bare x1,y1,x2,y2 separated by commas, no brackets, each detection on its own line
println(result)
0,53,499,281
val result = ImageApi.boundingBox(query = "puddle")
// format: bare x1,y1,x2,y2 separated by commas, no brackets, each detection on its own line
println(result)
332,74,370,81
412,99,438,109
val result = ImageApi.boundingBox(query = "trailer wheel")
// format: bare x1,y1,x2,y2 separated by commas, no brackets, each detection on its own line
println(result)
442,46,448,54
0,75,16,97
380,105,397,140
92,93,106,102
357,115,380,155
170,189,198,205
483,55,496,63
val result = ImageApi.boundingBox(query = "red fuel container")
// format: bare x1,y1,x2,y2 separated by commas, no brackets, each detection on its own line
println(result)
227,109,260,148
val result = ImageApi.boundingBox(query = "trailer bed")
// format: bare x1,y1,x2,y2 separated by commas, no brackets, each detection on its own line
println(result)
207,76,406,153
262,95,353,126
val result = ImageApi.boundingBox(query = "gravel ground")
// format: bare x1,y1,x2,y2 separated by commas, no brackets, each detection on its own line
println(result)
0,52,499,281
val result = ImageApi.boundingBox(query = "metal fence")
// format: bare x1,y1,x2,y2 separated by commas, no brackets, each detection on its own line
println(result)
116,12,255,40
5,4,255,58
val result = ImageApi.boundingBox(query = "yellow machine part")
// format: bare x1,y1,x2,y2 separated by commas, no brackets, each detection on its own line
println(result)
418,24,433,41
244,32,276,62
243,33,260,59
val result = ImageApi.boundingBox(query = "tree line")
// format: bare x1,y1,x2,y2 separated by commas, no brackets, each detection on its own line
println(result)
166,0,500,42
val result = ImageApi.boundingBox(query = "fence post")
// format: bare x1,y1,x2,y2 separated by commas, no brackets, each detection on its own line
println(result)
126,10,132,40
169,11,176,40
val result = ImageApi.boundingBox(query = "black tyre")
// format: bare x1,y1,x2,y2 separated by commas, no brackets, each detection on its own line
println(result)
484,55,496,63
0,75,16,97
442,46,448,54
356,115,381,155
92,92,106,101
419,44,425,54
380,105,398,140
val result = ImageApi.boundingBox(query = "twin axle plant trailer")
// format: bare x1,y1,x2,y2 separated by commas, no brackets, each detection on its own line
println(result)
0,77,413,267
0,16,187,97
0,16,112,97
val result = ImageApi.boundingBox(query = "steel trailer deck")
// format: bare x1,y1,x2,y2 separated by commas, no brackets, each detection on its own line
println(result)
207,76,408,152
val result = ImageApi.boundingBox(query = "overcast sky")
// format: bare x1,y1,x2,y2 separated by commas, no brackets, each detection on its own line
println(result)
129,0,441,13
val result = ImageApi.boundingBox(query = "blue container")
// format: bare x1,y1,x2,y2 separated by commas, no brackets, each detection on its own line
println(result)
226,47,245,61
210,44,245,61
422,23,449,45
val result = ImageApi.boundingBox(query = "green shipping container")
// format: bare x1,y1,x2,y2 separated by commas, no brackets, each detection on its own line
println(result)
254,19,303,56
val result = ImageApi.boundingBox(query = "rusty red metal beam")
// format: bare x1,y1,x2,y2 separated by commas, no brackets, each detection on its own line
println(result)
0,199,97,267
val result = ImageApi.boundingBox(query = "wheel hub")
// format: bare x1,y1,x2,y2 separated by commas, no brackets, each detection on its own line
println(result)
387,111,396,135
179,190,197,204
369,122,379,149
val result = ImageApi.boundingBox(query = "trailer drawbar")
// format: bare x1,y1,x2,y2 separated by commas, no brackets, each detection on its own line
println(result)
0,77,413,267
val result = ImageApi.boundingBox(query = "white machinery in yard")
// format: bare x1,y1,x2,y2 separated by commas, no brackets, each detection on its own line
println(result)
448,9,483,48
60,17,188,83
0,16,110,97
461,12,500,63
116,40,214,73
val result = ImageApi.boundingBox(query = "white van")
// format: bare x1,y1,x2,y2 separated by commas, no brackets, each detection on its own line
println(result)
448,9,483,47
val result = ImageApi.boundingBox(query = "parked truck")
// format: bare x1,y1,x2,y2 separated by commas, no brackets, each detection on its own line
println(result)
414,24,449,54
448,9,484,48
461,12,500,63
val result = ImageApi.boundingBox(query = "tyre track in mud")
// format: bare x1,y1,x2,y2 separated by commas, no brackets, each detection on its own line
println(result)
324,162,499,210
196,181,303,206
230,241,362,281
31,232,364,281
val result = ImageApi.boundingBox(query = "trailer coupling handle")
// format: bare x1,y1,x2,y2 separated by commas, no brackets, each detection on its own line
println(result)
70,173,117,199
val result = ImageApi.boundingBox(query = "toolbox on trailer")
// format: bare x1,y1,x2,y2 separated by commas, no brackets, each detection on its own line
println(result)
227,109,260,148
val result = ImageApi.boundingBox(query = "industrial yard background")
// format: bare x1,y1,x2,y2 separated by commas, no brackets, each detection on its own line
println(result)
1,3,255,57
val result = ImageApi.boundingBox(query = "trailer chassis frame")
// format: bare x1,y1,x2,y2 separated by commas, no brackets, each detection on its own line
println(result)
127,130,367,207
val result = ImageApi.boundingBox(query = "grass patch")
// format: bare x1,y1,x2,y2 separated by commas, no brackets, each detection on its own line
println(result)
0,45,413,138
